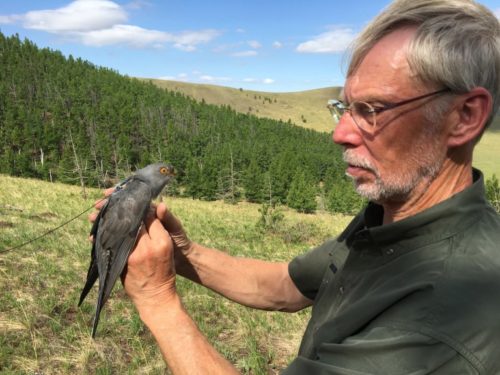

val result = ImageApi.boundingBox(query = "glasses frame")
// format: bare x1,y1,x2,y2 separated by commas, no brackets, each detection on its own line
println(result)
327,88,451,132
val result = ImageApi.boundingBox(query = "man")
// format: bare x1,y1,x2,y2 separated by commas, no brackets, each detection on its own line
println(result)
96,0,500,373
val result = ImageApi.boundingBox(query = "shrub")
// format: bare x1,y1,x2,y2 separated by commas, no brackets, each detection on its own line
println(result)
486,174,500,213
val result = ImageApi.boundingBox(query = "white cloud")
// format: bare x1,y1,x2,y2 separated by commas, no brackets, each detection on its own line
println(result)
125,0,152,10
173,43,196,52
0,15,21,24
236,28,245,33
494,8,500,19
200,75,231,83
243,77,274,85
23,0,127,33
159,72,232,85
80,26,219,50
1,0,220,50
296,26,356,54
158,73,189,81
79,24,169,47
169,30,220,51
174,29,221,46
247,40,261,49
232,50,258,57
272,41,283,49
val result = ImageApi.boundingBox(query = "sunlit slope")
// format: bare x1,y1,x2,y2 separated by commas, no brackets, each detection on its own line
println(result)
142,78,341,134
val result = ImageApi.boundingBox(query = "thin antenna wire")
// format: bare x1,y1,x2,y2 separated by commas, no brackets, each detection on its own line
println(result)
0,198,106,254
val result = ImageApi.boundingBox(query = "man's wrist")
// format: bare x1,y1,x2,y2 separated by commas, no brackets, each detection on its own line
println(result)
137,292,183,329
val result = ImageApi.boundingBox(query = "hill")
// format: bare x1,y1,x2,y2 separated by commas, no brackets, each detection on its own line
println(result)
0,174,351,373
144,79,341,134
147,79,500,179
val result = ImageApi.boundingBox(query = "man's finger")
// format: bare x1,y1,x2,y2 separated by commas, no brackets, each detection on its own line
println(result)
93,188,114,210
157,203,183,233
104,188,114,197
148,217,169,239
143,209,157,233
136,222,151,244
94,198,108,210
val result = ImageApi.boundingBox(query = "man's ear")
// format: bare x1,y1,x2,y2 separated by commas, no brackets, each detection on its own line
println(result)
447,87,493,147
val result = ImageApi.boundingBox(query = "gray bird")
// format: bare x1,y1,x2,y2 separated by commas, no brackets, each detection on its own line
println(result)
78,162,175,337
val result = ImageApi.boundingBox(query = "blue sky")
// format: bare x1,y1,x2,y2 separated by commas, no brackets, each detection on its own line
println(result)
1,0,499,92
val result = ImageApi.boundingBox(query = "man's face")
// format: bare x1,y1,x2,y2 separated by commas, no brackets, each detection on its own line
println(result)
333,27,449,203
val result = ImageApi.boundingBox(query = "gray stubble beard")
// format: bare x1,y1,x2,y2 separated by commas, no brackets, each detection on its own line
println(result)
343,140,445,203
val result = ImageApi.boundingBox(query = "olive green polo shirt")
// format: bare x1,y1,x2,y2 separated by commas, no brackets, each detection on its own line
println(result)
285,170,500,374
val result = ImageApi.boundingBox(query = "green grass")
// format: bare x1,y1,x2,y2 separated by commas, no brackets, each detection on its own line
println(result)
0,175,351,374
474,116,500,179
474,132,500,179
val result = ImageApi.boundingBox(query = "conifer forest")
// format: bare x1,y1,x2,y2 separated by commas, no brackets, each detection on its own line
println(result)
0,33,364,213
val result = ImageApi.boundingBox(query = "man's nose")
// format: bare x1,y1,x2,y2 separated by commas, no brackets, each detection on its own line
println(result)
332,113,363,147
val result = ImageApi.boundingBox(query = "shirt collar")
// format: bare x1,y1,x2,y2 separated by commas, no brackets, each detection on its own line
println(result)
342,169,489,252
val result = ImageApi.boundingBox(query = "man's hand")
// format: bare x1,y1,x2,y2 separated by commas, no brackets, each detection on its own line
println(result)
122,205,177,314
119,204,239,374
156,202,193,256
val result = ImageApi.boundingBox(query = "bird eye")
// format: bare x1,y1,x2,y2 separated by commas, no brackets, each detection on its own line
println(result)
160,167,168,175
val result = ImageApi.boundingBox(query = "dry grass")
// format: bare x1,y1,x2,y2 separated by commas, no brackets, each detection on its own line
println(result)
140,78,341,134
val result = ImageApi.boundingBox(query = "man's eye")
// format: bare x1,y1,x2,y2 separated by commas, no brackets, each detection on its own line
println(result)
353,102,374,115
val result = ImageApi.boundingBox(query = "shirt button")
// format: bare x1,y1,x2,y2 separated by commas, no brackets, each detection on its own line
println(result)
385,248,394,255
339,286,345,294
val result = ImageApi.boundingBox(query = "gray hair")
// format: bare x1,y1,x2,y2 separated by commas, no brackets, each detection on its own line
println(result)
347,0,500,130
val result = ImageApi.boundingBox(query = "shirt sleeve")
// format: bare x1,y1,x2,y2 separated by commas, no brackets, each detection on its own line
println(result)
281,326,478,375
288,238,346,300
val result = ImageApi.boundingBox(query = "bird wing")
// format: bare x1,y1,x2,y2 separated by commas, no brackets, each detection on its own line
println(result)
78,199,111,306
92,179,152,336
79,176,132,306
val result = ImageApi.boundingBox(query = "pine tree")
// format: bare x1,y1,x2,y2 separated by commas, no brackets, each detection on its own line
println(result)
326,178,366,215
287,169,317,213
243,156,264,203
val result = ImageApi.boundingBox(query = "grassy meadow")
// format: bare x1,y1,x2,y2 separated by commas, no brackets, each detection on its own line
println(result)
474,118,500,180
0,174,351,374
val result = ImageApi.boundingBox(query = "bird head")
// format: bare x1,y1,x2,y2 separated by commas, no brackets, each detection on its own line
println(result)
134,163,176,198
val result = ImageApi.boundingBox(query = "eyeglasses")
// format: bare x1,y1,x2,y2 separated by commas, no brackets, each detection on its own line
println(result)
327,88,451,133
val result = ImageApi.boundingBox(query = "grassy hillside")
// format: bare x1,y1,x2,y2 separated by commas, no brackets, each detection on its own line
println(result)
0,174,351,374
474,116,500,179
143,79,341,134
147,79,500,179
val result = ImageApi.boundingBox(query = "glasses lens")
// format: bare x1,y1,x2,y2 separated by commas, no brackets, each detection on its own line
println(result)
351,101,376,131
327,100,344,122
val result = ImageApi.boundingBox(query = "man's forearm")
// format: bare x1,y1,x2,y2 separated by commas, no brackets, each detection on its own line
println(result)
175,242,311,312
139,293,239,375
